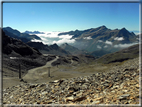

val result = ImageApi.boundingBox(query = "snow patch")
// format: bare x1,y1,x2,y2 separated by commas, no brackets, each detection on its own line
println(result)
114,37,124,41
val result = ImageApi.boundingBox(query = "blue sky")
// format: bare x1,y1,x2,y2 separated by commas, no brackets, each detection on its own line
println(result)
3,2,140,32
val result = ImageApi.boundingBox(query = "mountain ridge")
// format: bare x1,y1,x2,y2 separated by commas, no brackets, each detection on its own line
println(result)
3,27,41,43
26,42,71,56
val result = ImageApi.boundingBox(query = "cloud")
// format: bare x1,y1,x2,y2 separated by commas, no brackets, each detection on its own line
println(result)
114,43,138,48
98,40,103,42
104,45,108,48
53,38,75,45
31,39,43,42
83,36,92,40
31,31,76,45
97,45,102,49
105,40,112,45
59,34,73,39
36,32,60,38
114,37,124,41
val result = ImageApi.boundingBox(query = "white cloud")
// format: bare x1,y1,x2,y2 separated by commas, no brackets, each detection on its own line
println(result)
30,31,76,45
104,45,108,48
114,43,138,48
114,37,124,41
59,34,73,39
98,40,103,42
36,32,61,38
105,40,112,45
97,45,102,49
53,38,75,45
31,39,43,43
83,36,92,40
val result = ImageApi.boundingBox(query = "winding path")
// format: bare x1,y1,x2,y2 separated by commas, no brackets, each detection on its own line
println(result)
23,56,59,80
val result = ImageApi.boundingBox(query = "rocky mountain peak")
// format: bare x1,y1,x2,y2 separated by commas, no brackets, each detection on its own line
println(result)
3,27,21,36
120,27,127,32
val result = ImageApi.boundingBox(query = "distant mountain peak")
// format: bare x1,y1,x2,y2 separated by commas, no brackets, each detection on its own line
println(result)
101,25,107,28
24,30,44,34
98,25,108,30
120,27,127,31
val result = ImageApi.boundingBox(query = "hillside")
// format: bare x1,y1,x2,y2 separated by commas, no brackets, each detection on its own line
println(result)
2,30,42,57
60,43,88,55
3,27,41,43
26,42,71,56
2,30,47,77
96,44,139,64
3,57,139,104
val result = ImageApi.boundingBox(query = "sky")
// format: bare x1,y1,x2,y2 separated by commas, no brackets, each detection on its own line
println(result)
2,2,140,33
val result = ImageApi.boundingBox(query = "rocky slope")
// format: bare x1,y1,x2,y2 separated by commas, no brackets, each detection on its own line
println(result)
3,27,41,43
2,30,48,77
2,30,42,57
96,44,139,64
3,57,140,105
27,42,71,56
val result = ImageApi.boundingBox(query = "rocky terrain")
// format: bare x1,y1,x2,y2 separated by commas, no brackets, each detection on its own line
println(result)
2,26,141,106
3,57,140,105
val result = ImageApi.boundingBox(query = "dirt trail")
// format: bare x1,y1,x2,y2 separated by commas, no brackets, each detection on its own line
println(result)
3,56,59,89
22,56,59,80
3,56,108,89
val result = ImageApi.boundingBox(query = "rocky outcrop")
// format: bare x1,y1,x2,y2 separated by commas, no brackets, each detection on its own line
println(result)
3,57,139,104
2,30,42,57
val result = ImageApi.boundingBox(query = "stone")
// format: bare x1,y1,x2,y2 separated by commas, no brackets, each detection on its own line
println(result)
3,57,139,104
65,96,74,102
73,96,86,102
92,100,100,104
118,94,130,100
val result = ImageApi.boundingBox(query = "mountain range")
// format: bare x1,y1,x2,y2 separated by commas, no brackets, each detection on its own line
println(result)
58,25,139,53
3,25,139,57
24,30,45,34
2,26,139,78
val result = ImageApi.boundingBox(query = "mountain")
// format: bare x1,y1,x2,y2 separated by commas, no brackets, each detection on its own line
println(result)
60,43,88,55
96,44,139,64
24,30,45,34
58,26,139,53
2,30,49,77
2,30,42,58
26,42,71,56
3,27,41,43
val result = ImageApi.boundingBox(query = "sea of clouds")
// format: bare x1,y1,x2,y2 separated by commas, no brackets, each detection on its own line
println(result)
31,31,139,50
30,31,76,45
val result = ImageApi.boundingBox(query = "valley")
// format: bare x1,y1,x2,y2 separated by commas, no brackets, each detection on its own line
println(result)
2,26,140,105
